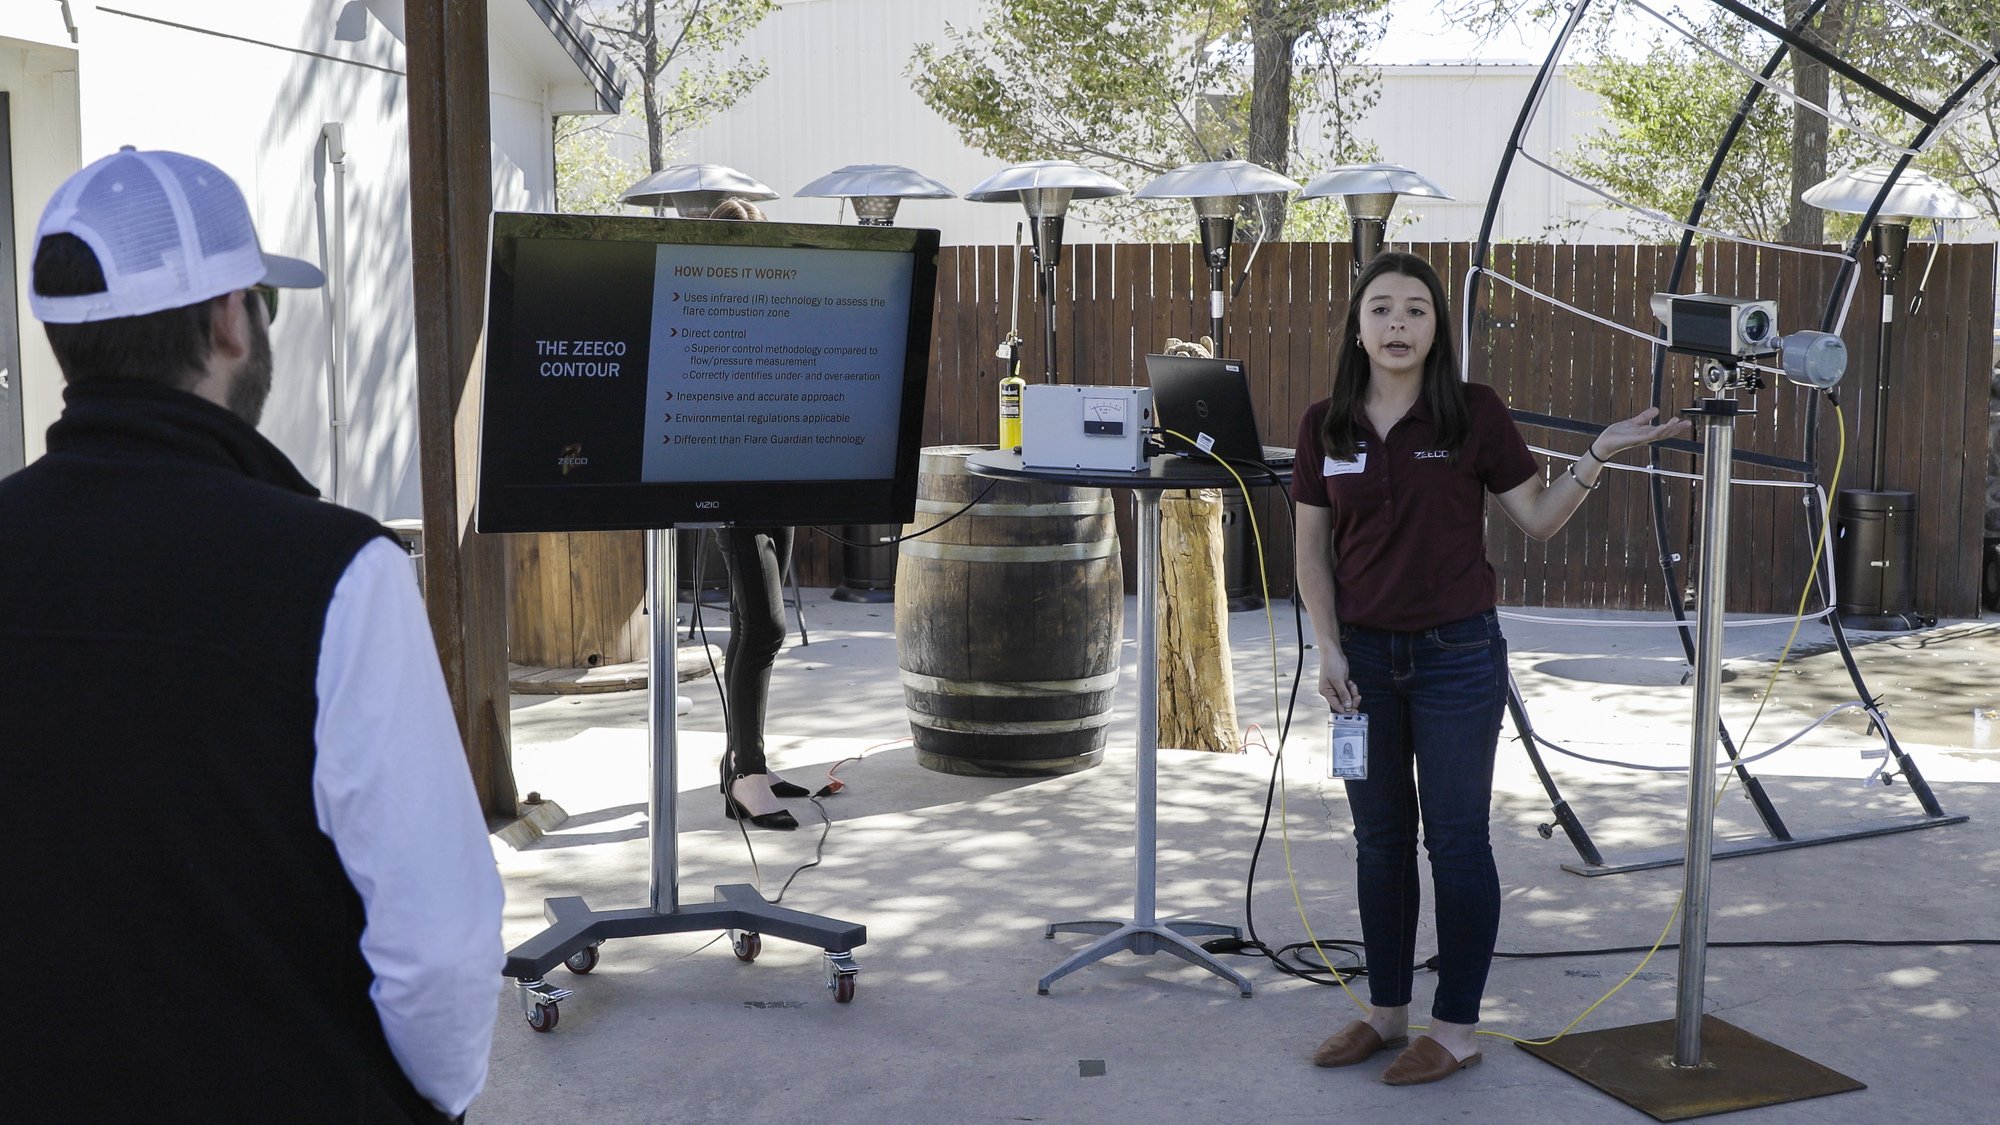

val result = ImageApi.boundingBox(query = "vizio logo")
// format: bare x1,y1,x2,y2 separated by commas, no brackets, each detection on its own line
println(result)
694,500,721,510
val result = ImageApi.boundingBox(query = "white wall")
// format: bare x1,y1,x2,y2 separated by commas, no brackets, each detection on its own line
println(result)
12,0,593,519
665,0,1083,245
1,27,82,465
1344,65,1622,245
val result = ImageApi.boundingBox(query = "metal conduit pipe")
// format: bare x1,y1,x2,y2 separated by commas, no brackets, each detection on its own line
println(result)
315,123,350,506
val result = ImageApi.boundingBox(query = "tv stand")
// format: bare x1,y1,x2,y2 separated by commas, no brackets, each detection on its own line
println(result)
504,528,866,1030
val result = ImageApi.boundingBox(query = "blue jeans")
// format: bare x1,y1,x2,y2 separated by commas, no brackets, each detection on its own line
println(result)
1338,609,1507,1025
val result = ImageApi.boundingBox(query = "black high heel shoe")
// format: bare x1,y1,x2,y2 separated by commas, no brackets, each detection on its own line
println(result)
724,777,798,830
767,775,811,798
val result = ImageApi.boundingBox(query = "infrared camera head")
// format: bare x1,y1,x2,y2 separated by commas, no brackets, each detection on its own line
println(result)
1650,292,1780,360
1777,330,1847,390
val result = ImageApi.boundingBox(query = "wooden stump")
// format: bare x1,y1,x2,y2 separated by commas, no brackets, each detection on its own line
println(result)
507,531,646,668
1158,489,1240,752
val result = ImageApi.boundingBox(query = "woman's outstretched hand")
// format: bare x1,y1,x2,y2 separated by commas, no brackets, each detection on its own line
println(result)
1594,406,1692,458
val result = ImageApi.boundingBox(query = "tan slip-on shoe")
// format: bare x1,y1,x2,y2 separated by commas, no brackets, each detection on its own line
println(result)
1379,1036,1483,1085
1312,1020,1409,1068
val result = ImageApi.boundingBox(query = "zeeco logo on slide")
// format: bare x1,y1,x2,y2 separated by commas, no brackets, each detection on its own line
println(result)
557,443,588,475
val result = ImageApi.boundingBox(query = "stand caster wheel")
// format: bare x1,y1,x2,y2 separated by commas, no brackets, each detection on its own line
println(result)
732,931,762,962
823,949,859,1003
565,943,601,974
526,1002,559,1032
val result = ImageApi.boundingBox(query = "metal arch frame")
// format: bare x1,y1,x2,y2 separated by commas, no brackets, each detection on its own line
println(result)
1461,0,1987,874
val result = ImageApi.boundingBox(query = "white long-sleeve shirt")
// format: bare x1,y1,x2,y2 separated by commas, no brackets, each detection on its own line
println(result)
313,537,505,1118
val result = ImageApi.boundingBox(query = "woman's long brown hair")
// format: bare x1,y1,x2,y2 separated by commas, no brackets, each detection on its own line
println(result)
1316,251,1468,462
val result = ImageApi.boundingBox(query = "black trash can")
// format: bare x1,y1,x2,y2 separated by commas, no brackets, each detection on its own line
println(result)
832,523,899,603
1833,489,1916,624
1221,491,1263,612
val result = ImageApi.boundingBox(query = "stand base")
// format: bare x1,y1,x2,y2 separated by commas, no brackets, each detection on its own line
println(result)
1038,917,1252,997
1518,1015,1863,1121
1559,812,1968,877
502,885,866,1029
830,585,895,604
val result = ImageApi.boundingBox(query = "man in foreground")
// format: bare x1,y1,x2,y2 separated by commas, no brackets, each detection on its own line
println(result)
3,147,503,1122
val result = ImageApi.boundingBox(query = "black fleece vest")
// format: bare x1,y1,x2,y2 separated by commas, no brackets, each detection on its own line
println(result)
0,380,446,1123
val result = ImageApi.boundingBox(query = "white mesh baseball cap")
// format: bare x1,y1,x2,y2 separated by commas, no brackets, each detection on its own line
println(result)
30,146,324,324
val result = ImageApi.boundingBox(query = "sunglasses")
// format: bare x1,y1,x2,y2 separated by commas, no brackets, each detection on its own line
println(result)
246,284,279,325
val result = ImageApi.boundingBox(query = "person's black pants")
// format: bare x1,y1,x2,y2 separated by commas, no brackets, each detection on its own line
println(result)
718,526,793,778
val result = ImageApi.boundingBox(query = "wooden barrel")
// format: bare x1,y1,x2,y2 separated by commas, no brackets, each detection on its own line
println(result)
895,446,1123,776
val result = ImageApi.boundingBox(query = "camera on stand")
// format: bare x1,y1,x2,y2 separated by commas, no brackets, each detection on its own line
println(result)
1649,292,1848,391
1651,292,1777,359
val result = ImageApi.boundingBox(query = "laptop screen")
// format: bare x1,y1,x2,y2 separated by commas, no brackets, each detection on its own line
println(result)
1143,354,1293,466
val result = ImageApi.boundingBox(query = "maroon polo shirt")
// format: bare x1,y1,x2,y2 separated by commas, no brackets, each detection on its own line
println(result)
1291,382,1538,632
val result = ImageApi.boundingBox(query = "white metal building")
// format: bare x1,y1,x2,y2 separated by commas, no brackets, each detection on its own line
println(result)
637,0,1619,245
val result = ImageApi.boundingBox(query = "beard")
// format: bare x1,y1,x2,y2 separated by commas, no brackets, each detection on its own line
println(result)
227,305,275,426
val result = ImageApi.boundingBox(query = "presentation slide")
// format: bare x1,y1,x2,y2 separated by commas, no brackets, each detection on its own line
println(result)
476,214,936,533
640,245,912,482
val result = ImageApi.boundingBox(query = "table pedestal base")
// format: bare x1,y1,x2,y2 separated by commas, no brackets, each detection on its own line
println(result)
1039,918,1252,996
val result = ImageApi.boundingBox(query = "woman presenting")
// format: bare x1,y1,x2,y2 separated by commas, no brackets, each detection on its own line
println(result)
1292,252,1688,1085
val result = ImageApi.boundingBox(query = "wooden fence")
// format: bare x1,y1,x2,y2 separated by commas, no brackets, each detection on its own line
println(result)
783,240,1994,617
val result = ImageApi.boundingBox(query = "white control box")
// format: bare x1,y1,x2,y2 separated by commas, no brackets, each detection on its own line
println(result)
1019,385,1153,472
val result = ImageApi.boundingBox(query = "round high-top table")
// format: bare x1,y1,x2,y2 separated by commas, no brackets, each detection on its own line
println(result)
965,450,1290,997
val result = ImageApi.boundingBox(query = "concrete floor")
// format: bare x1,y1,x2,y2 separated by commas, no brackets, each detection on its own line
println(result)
478,591,2000,1124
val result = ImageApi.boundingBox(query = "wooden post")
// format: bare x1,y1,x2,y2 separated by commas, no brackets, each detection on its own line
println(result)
1158,489,1240,752
1153,334,1239,751
405,0,518,820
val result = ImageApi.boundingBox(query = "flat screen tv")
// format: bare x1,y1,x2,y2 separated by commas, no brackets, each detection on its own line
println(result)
475,211,939,533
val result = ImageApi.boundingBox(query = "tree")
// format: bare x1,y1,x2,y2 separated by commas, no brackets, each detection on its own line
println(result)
1451,1,1999,240
907,0,1391,240
557,0,776,212
1780,0,1848,243
1563,14,1797,241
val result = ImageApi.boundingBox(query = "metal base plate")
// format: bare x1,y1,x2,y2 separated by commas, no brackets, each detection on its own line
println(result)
502,885,866,978
1518,1015,1863,1122
1561,813,1968,876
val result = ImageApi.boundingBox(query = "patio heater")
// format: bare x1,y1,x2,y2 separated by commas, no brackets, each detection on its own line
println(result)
1803,165,1978,630
1299,163,1454,290
619,162,778,217
795,164,958,603
964,160,1128,383
1134,160,1300,611
1134,159,1301,349
797,162,954,226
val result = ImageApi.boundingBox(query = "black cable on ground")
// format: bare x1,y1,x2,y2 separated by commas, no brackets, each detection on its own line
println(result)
1161,454,1377,987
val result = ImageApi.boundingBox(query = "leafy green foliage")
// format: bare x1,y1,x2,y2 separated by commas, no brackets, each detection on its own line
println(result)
555,0,776,214
1466,1,1998,240
907,0,1389,239
1563,15,1797,241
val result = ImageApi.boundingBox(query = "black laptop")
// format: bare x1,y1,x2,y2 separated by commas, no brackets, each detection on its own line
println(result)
1144,354,1295,466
